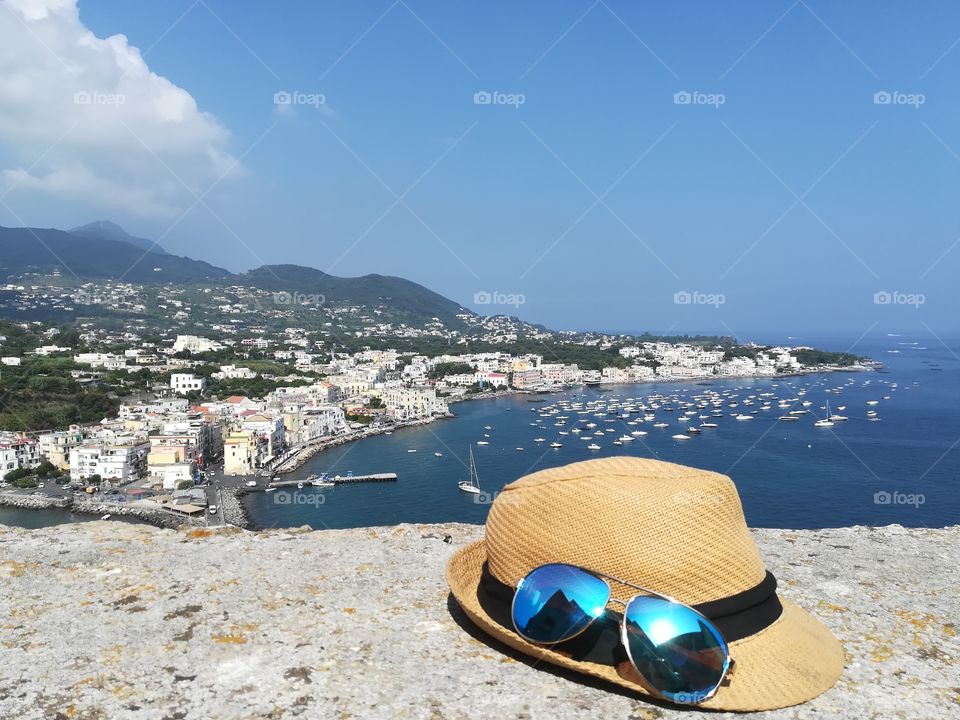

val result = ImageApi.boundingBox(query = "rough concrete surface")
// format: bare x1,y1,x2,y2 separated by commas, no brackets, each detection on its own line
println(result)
0,522,956,720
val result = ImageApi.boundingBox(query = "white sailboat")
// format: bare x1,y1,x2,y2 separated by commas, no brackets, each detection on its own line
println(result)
458,446,482,494
815,401,835,427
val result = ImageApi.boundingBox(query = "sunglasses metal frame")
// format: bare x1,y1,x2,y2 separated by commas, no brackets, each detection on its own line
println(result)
510,562,734,705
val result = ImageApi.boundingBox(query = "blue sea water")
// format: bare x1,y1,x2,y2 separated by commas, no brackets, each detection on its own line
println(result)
0,506,146,529
247,333,959,530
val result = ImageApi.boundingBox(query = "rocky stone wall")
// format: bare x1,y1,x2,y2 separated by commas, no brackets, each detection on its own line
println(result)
0,522,955,719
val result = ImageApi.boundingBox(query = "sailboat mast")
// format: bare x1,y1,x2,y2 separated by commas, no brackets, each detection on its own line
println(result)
469,446,479,489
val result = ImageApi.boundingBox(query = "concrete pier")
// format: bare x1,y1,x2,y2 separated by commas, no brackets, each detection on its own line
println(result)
267,472,397,488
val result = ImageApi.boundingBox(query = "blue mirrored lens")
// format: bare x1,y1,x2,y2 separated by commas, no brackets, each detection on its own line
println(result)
512,564,611,644
623,596,729,704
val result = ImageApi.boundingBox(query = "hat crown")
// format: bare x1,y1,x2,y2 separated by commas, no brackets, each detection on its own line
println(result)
486,457,766,604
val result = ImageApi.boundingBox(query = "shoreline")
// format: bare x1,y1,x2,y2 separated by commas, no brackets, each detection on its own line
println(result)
1,365,870,532
268,389,520,475
0,492,197,529
241,364,873,530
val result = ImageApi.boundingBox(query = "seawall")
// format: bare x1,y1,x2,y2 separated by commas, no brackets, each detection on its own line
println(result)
0,522,955,719
0,492,193,529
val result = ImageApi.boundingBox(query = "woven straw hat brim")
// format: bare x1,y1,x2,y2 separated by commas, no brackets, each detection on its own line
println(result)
446,539,844,712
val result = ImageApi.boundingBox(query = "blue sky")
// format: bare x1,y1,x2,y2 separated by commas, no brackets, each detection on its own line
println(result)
1,0,958,339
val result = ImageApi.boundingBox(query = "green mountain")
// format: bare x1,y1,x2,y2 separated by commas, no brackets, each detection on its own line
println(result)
70,220,169,255
239,264,468,322
0,225,230,282
0,224,469,323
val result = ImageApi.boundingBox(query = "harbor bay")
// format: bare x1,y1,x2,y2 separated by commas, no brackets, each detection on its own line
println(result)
245,335,959,531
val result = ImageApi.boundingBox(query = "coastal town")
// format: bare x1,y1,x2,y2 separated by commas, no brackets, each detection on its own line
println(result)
0,276,867,526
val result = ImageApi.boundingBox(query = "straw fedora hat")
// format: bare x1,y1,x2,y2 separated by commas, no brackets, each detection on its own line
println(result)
446,457,844,711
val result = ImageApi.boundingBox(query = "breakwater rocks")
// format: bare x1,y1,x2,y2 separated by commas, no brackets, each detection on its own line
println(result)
0,493,71,511
0,492,192,529
0,522,955,719
219,486,250,528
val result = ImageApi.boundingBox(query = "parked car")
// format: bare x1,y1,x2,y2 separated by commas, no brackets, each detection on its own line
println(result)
208,506,218,514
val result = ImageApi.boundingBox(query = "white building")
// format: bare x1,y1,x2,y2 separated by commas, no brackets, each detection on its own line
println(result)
718,357,758,376
240,414,286,460
628,365,656,380
73,353,128,370
475,371,509,388
282,405,347,446
0,446,17,474
69,440,150,483
30,345,71,356
0,435,40,472
172,335,223,353
38,427,86,470
213,364,257,380
170,373,207,395
383,386,448,420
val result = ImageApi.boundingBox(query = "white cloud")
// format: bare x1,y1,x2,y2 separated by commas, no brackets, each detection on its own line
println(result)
0,0,240,218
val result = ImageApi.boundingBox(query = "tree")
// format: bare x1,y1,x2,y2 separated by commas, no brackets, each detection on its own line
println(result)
176,480,194,490
428,362,474,379
35,460,56,479
4,467,31,482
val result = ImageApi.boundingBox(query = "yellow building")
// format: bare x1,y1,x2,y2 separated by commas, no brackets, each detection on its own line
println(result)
147,444,196,490
224,431,256,476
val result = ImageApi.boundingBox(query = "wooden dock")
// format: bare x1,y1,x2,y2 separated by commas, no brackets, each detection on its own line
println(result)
267,473,397,488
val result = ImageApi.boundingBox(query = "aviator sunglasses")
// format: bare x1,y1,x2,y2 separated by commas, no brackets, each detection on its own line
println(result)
511,563,734,704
